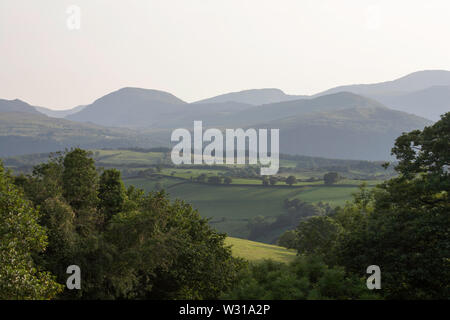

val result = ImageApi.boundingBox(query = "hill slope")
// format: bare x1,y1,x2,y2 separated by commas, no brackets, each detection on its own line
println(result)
194,88,307,105
66,87,188,127
264,105,431,160
315,70,450,97
372,86,450,121
0,112,165,157
313,70,450,120
0,99,41,115
210,92,386,127
225,237,296,263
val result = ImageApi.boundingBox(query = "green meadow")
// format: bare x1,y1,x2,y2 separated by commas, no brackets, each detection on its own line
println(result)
225,237,297,263
124,176,362,239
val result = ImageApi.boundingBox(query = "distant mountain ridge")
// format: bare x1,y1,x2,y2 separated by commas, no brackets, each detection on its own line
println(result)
313,70,450,120
0,99,41,115
314,70,450,97
66,87,188,127
265,105,432,160
0,70,446,160
194,88,307,105
368,85,450,121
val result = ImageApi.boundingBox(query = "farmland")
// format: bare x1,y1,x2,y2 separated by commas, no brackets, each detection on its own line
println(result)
4,148,392,243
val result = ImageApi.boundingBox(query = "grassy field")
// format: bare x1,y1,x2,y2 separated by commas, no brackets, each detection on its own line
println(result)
225,237,297,263
4,148,386,244
124,177,362,240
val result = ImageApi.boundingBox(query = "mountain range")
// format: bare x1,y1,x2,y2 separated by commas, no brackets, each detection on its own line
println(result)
0,70,447,160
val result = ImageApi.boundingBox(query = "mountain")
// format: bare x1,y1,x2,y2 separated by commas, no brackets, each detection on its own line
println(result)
369,86,450,121
35,105,86,118
315,70,450,97
0,112,167,157
194,88,307,105
203,92,387,127
260,105,432,160
313,70,450,120
0,98,41,114
66,87,188,127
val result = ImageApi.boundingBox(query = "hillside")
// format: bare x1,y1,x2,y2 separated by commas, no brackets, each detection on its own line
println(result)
210,92,386,127
266,105,431,160
315,70,450,97
194,88,307,105
225,237,296,263
0,112,165,157
372,85,450,121
66,87,188,127
313,70,450,120
0,98,41,114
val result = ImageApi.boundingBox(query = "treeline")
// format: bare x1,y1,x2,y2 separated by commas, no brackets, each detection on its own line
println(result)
271,113,450,299
0,149,243,299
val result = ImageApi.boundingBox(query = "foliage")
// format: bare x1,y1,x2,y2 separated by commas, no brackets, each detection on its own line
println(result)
323,172,339,185
9,148,244,299
286,175,296,186
222,255,379,300
0,161,63,299
277,230,297,249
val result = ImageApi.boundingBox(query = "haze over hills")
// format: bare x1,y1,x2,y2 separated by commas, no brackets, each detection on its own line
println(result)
0,70,445,159
370,85,450,121
35,105,86,118
208,92,387,127
314,70,450,97
263,105,432,160
313,70,450,120
193,88,307,105
0,112,167,157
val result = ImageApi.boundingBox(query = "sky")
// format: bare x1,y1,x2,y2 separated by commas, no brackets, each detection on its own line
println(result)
1,0,450,110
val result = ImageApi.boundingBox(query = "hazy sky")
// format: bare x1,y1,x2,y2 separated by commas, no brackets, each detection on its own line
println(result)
1,0,450,110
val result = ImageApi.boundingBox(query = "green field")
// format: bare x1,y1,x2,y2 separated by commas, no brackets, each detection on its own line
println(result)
5,148,386,244
124,177,362,240
225,237,297,263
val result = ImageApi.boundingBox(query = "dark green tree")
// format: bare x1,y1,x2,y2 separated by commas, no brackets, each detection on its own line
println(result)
0,162,63,299
98,169,127,220
336,113,450,299
277,230,297,249
286,175,296,186
62,148,99,211
323,172,339,185
223,176,232,185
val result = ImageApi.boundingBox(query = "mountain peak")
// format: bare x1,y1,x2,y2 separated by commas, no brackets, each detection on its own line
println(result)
94,87,187,105
0,98,41,115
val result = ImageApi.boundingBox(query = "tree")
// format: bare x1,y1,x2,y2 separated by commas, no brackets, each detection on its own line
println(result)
295,216,343,257
323,172,339,185
336,113,450,299
207,175,223,184
10,149,245,300
98,169,127,220
223,176,232,185
0,162,63,299
62,148,99,211
269,176,278,186
286,175,296,186
277,230,297,249
222,255,378,300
